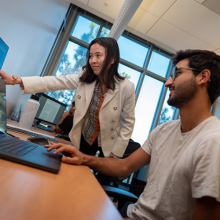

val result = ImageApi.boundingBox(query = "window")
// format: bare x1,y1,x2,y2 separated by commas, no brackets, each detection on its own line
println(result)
71,15,100,44
158,89,176,126
132,76,164,145
118,64,140,89
47,41,87,106
118,36,149,67
147,51,171,78
99,26,110,37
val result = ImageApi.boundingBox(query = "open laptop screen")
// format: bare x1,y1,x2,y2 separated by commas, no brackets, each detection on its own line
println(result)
0,38,9,70
0,78,6,136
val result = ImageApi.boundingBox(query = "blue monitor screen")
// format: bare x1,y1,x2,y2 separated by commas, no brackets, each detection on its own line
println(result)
0,38,9,69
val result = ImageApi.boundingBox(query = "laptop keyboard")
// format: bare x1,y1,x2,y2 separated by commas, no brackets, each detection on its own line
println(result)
37,124,54,132
0,138,38,156
7,125,59,143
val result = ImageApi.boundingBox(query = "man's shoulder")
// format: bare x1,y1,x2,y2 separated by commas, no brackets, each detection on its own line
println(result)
198,116,220,135
157,119,180,131
148,119,180,140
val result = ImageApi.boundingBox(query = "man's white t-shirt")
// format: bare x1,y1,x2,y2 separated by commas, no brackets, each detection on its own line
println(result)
127,116,220,220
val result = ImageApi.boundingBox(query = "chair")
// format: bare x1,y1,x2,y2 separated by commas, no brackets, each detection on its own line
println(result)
102,185,138,210
55,133,71,141
111,139,141,186
102,139,141,210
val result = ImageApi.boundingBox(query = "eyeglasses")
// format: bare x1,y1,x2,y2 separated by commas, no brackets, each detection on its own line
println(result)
170,66,199,81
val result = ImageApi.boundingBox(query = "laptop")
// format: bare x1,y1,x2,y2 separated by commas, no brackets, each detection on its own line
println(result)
0,39,62,173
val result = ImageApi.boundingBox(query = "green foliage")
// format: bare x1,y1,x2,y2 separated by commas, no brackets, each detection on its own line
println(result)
158,107,171,126
121,71,131,79
100,27,110,37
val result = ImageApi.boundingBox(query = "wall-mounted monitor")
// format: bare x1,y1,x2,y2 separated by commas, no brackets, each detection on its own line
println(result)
35,93,67,126
0,38,9,69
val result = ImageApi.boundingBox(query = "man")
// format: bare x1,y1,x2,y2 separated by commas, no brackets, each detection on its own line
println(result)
54,101,75,135
46,49,220,220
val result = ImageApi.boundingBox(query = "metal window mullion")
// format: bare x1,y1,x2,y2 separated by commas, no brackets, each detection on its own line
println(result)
69,36,90,49
134,69,146,105
134,45,154,104
44,5,79,76
149,51,175,131
40,4,73,76
149,85,167,132
96,23,104,37
119,58,144,72
151,58,173,128
172,108,180,120
145,70,167,82
144,45,172,133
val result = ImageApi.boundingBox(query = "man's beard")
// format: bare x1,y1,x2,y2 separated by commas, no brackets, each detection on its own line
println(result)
167,76,198,108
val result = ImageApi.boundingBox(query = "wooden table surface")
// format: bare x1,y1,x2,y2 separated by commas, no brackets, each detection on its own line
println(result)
0,120,123,220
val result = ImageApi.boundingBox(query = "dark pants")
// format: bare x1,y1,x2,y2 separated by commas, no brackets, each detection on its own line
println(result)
80,134,112,185
119,201,133,218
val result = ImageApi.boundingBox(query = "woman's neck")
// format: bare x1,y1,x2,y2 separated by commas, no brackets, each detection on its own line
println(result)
99,83,108,94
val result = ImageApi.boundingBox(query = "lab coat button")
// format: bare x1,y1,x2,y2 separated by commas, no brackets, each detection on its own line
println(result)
77,95,81,99
111,137,115,140
113,107,117,110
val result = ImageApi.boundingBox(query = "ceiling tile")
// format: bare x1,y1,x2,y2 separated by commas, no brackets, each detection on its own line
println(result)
147,0,177,17
77,0,88,4
128,9,159,33
162,0,220,48
147,19,215,52
139,0,155,11
194,0,206,3
88,0,124,19
203,0,220,16
214,48,220,56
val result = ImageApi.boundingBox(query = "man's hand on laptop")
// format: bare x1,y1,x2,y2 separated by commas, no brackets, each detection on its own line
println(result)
0,70,23,86
44,142,84,165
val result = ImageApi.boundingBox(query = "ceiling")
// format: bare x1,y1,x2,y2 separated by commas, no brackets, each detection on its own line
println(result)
65,0,220,55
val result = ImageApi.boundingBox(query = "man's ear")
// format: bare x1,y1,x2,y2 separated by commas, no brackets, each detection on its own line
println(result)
197,69,211,85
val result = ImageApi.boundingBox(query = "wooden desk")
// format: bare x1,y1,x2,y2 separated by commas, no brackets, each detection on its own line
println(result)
7,119,71,145
0,121,123,220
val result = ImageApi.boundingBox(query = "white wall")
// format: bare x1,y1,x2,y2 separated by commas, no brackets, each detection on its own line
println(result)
0,0,70,117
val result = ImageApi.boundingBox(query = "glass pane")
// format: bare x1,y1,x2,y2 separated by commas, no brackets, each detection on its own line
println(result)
157,89,176,126
147,51,171,78
99,27,110,37
118,64,140,89
118,35,149,67
47,41,87,107
71,15,100,44
131,76,164,145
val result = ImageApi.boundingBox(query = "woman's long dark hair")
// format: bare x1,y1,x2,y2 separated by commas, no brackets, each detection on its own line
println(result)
80,37,124,90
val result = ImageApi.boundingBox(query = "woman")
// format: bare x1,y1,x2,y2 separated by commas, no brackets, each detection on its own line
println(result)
0,37,135,160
